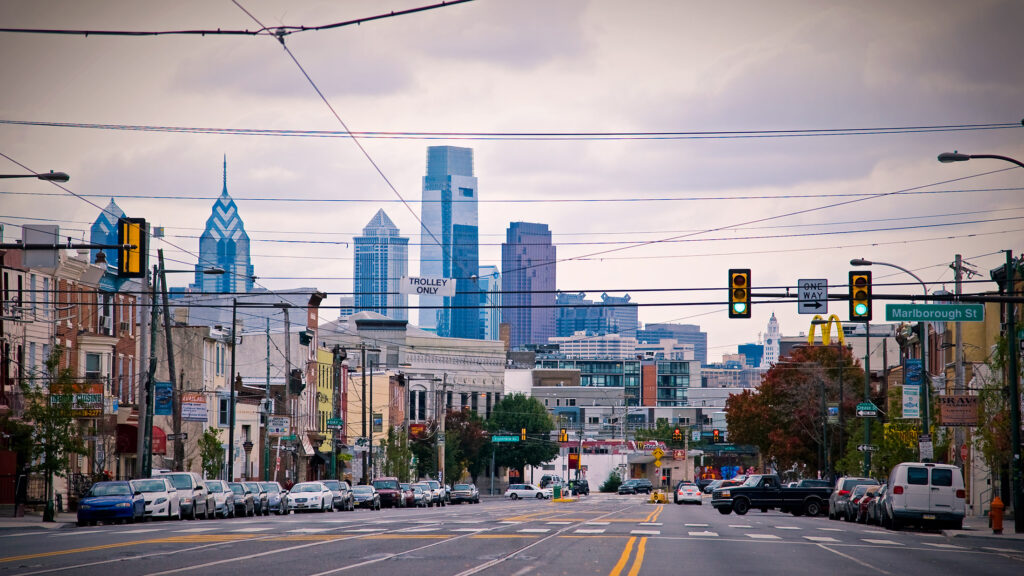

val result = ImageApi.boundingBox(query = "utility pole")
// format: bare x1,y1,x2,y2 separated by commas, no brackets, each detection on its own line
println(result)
136,265,152,478
438,373,448,485
863,323,871,476
228,299,237,480
282,306,292,483
820,378,828,478
264,318,271,481
360,343,368,485
369,357,375,480
141,265,158,478
157,251,181,471
953,254,966,468
1000,250,1021,533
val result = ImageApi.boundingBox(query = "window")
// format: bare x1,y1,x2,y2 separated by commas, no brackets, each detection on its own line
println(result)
219,396,230,427
459,187,474,198
907,467,929,485
567,398,576,406
931,468,953,487
85,353,101,381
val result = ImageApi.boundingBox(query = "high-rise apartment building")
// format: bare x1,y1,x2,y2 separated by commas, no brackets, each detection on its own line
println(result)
501,222,556,349
555,293,639,340
478,265,501,340
418,146,480,339
195,159,255,293
354,209,409,320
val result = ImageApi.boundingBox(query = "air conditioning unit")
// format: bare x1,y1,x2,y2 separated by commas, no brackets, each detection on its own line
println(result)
99,315,112,333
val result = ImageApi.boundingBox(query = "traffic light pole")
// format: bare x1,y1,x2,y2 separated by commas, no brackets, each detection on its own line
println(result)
863,324,871,476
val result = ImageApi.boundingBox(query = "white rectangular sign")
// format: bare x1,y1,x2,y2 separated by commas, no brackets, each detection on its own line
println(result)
267,416,290,436
797,278,828,314
399,276,456,298
902,385,920,419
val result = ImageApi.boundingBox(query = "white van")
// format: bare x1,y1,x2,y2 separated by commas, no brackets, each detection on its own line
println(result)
885,462,965,529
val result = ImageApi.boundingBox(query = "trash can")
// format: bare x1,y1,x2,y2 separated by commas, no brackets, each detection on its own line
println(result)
553,485,562,499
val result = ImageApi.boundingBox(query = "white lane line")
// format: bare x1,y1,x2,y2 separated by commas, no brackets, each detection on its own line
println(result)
686,531,716,537
775,526,801,530
805,536,839,543
863,539,903,546
50,530,104,537
413,520,438,524
983,546,1024,553
746,534,781,540
815,544,894,576
115,528,164,534
0,532,45,538
518,528,550,533
289,528,334,533
320,519,353,523
585,521,610,526
348,528,385,533
232,527,274,532
819,527,844,532
453,528,486,532
633,530,663,535
575,529,606,534
728,524,752,529
546,521,572,525
400,527,438,532
639,522,663,526
499,521,522,525
684,523,708,527
923,542,964,549
173,527,219,533
453,520,483,524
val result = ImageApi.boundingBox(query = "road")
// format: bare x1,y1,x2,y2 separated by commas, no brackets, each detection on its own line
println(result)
2,494,1022,576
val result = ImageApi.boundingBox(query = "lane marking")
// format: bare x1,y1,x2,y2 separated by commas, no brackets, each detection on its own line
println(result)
547,521,572,525
863,539,903,546
729,524,752,528
923,542,964,549
575,529,606,534
348,528,385,533
626,537,647,576
608,536,637,576
518,528,551,533
233,527,273,532
116,528,163,534
173,527,218,533
586,521,611,526
815,544,893,576
639,522,662,526
288,528,334,533
684,523,708,527
687,531,717,537
805,536,839,543
775,526,801,530
49,530,103,537
820,527,844,532
453,528,486,532
746,534,781,540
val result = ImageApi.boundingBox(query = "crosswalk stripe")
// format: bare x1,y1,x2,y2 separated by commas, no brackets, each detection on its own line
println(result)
232,527,273,532
575,529,606,534
746,534,781,540
547,521,572,525
729,524,752,528
804,536,839,542
634,530,663,535
819,527,844,532
863,539,903,546
518,528,550,533
115,528,163,534
684,523,708,527
348,528,385,533
775,526,801,530
923,543,964,549
50,530,103,537
586,521,610,526
453,528,486,532
174,527,218,533
288,528,334,533
687,531,716,537
640,522,663,526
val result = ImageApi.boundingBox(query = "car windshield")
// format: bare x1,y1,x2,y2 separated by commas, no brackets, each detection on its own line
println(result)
322,480,340,490
206,482,223,493
412,486,424,493
373,479,400,490
229,484,245,495
132,479,167,493
742,475,762,487
294,484,322,493
260,483,280,493
89,483,131,497
163,474,193,490
352,486,373,494
426,481,440,489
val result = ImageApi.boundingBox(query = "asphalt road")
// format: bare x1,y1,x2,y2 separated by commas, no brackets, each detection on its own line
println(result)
2,494,1023,576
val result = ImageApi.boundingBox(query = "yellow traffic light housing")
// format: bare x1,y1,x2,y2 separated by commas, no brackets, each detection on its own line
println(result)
520,428,527,441
559,428,568,442
712,429,720,443
117,218,148,278
728,269,751,318
672,428,682,442
849,271,872,321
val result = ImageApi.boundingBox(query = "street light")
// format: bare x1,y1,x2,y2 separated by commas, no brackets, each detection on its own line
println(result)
937,151,1024,168
0,170,70,182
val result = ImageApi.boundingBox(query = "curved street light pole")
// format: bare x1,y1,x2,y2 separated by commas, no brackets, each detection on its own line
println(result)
939,151,1022,532
0,171,69,182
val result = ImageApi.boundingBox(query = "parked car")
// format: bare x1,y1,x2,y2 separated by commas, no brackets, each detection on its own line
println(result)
155,471,214,520
321,479,349,511
287,482,333,513
797,479,832,488
410,484,430,507
505,483,551,500
131,477,182,521
828,476,879,521
204,480,235,518
399,483,418,507
865,484,888,526
855,485,881,523
372,477,405,508
568,479,590,496
450,483,480,504
702,480,723,494
885,462,966,530
711,474,832,517
351,485,381,510
843,484,873,522
228,482,255,517
260,481,289,515
412,482,436,506
424,480,446,506
77,481,145,526
244,482,270,516
617,479,654,495
675,481,702,505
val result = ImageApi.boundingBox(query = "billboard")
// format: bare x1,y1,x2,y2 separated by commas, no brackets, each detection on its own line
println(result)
50,383,104,417
181,392,208,422
937,395,979,426
154,381,173,416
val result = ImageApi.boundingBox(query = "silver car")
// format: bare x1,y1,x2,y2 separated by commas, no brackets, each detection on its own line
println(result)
204,480,235,518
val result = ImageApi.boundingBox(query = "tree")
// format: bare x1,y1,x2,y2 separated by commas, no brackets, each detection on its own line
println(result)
409,420,438,480
197,427,224,480
487,394,558,477
599,470,622,493
444,409,490,484
380,426,414,481
19,346,88,521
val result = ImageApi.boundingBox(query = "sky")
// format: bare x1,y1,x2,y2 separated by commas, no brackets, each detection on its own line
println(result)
1,0,1022,360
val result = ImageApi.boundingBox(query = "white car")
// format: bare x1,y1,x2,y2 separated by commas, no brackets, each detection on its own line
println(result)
504,483,552,500
204,480,235,518
131,477,181,520
675,482,702,505
287,482,333,513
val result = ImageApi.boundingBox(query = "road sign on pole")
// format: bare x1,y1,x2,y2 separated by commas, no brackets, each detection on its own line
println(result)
492,435,520,443
856,402,879,417
798,278,828,314
885,303,985,322
857,445,878,452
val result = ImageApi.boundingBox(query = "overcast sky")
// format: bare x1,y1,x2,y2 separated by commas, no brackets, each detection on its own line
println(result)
2,0,1022,358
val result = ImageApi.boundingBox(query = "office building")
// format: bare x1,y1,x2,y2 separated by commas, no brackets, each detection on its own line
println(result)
637,323,708,365
501,222,556,348
89,198,125,269
555,293,638,339
353,209,409,320
478,265,501,340
195,158,255,293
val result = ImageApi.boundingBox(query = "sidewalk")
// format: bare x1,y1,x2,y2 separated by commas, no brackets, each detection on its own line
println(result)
0,511,77,530
942,514,1024,550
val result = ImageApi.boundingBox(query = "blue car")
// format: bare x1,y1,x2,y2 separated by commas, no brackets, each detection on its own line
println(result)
77,481,145,526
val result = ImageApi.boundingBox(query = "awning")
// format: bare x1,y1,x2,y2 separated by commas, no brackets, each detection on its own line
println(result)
116,423,167,455
299,434,315,458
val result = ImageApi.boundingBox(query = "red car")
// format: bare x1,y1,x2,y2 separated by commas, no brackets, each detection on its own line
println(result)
372,477,405,508
399,483,417,507
854,485,881,523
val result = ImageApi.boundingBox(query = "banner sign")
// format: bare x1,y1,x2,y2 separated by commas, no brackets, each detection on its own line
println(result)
372,412,383,433
399,276,456,298
154,381,173,416
827,403,839,425
902,359,922,419
937,395,979,426
181,392,208,422
50,383,104,417
267,416,290,436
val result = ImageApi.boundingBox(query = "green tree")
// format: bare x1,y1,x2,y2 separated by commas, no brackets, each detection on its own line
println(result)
197,427,224,480
972,338,1011,480
487,394,558,478
19,346,88,521
444,409,490,484
599,470,622,493
409,420,438,480
380,426,414,481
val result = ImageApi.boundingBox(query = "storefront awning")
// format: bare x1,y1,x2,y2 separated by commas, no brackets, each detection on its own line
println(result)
116,423,167,455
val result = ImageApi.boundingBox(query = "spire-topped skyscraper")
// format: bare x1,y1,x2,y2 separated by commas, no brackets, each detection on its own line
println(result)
90,198,126,267
195,157,255,293
354,209,409,320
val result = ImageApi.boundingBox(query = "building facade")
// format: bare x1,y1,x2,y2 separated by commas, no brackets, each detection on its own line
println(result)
549,331,637,359
501,222,556,348
353,209,409,321
555,293,638,340
761,313,781,368
194,159,255,293
418,146,480,339
637,323,708,365
478,265,501,341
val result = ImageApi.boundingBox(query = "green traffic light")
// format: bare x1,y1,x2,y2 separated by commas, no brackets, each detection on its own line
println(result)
733,303,747,314
854,303,868,316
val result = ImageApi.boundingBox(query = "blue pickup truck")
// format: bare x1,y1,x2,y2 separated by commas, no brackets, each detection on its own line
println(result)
711,474,833,517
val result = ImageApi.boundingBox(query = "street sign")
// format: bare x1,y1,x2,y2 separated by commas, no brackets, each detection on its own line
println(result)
166,433,188,441
691,430,700,442
492,435,520,443
651,447,665,460
856,402,878,418
399,276,456,298
885,303,984,322
280,434,297,442
326,417,344,428
268,416,290,436
798,278,828,314
857,444,878,452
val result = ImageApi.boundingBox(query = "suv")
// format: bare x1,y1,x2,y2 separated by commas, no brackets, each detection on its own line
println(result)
885,462,965,529
568,479,590,496
155,471,214,520
618,478,654,495
372,477,405,508
828,476,879,521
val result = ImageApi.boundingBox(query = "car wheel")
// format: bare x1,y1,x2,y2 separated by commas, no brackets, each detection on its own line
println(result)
510,493,519,501
804,500,822,517
536,493,544,500
732,498,750,516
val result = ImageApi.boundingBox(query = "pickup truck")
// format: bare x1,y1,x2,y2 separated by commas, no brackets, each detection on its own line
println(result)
711,474,832,517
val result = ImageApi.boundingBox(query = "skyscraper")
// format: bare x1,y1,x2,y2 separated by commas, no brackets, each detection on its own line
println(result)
501,222,556,349
418,146,480,339
90,198,125,267
354,209,409,320
478,265,501,340
195,158,255,293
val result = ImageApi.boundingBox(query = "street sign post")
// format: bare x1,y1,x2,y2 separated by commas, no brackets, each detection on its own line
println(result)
492,435,520,443
267,417,290,436
326,417,344,428
856,402,878,417
885,303,985,322
798,278,828,314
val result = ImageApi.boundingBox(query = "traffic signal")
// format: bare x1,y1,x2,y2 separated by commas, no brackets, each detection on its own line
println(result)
712,429,720,443
559,428,568,442
849,271,872,321
521,428,527,441
117,218,148,278
728,269,751,318
672,428,682,442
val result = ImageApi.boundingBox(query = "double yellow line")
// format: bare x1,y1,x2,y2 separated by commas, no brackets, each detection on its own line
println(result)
644,503,664,523
609,536,647,576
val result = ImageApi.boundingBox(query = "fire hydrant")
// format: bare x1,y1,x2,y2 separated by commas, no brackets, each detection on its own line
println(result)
991,496,1004,535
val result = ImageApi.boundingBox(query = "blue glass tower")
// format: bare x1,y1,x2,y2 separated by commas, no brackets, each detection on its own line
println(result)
478,265,501,340
195,158,255,293
354,209,409,320
418,146,480,339
501,222,556,349
90,198,125,267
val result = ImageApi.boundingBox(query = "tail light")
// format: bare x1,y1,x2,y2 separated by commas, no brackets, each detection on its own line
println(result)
893,486,904,495
839,490,850,497
956,489,965,499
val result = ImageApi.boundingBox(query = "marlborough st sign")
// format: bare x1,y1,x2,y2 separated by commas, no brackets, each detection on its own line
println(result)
885,303,984,322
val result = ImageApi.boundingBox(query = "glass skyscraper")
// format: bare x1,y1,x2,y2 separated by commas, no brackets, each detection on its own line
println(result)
90,198,125,268
501,222,556,349
418,146,481,339
354,209,409,320
478,265,501,340
195,158,255,293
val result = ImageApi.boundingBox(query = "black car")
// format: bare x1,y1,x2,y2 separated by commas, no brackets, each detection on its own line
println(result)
568,479,590,495
351,485,381,510
228,482,255,517
245,482,269,516
618,479,653,495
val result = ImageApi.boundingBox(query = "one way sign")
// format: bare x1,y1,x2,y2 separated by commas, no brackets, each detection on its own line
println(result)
798,278,828,315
